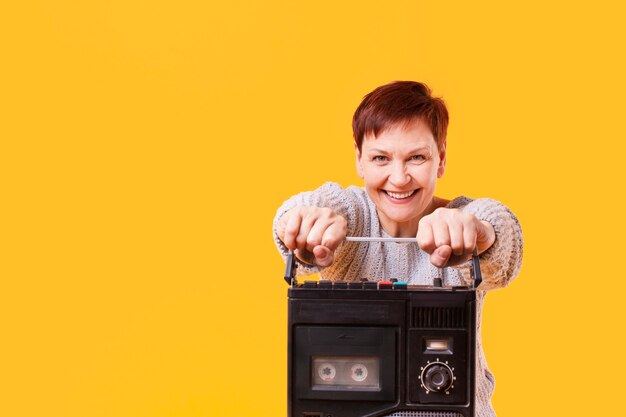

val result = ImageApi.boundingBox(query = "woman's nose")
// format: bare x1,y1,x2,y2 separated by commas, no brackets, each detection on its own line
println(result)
389,162,410,186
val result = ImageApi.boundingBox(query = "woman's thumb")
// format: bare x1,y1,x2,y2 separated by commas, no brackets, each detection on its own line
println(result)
431,245,452,268
313,245,334,267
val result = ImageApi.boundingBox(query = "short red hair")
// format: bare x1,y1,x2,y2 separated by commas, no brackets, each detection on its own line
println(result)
352,81,449,152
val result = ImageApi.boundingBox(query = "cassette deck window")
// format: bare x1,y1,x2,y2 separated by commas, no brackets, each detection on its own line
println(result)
311,356,380,391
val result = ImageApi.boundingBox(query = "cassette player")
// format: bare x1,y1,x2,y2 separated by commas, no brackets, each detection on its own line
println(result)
284,239,482,417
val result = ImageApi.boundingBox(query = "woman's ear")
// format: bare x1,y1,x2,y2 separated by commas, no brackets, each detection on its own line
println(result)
437,140,447,178
355,143,364,179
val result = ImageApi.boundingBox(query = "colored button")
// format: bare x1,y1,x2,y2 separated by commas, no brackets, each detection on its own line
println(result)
392,282,408,290
378,281,393,289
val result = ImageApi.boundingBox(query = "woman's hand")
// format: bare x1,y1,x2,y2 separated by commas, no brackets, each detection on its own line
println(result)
276,206,348,267
417,208,496,268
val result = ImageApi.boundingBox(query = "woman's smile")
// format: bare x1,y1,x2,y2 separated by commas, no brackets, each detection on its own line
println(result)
382,189,418,201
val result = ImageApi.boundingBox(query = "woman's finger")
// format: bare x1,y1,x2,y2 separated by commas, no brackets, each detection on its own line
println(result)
462,218,478,254
417,219,435,253
448,218,465,256
321,218,347,251
283,211,303,251
307,217,330,252
295,209,318,251
432,218,451,249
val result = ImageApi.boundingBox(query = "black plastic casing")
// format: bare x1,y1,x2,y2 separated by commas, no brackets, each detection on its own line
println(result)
288,285,476,417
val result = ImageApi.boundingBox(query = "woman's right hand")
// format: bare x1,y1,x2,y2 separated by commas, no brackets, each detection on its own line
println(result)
276,206,348,267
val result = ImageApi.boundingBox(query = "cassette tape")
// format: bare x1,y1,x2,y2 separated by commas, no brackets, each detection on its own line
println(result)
284,246,482,417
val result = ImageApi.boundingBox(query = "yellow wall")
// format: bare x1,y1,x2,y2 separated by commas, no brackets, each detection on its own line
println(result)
2,1,624,416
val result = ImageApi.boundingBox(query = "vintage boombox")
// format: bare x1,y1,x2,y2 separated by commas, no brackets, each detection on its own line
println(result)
284,238,483,417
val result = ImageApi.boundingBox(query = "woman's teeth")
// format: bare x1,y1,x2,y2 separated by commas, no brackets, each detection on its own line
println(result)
385,190,416,199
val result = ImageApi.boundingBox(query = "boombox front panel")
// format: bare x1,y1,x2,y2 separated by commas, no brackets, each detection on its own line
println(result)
288,286,476,417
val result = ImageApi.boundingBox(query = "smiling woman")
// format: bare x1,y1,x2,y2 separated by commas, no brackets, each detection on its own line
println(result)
272,81,523,417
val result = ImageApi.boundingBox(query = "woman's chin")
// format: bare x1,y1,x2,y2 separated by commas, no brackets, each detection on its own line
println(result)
378,208,420,229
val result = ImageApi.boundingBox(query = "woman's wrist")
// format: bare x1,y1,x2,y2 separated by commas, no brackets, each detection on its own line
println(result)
478,220,496,255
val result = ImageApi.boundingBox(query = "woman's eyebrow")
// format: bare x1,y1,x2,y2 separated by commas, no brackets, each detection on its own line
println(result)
367,148,390,154
408,146,431,153
367,146,431,154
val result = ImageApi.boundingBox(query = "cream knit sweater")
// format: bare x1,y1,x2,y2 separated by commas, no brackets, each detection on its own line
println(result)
273,182,523,417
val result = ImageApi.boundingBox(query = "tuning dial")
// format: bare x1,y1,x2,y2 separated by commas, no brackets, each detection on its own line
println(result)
419,360,455,394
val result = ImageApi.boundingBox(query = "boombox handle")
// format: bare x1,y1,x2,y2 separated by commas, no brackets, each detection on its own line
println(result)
284,239,483,289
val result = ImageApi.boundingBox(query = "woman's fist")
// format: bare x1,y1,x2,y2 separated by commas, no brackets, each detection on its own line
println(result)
417,208,496,268
276,206,348,267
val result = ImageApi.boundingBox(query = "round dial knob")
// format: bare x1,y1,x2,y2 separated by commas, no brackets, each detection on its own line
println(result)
420,361,455,393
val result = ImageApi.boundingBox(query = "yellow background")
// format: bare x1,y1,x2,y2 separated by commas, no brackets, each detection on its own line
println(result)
2,1,625,416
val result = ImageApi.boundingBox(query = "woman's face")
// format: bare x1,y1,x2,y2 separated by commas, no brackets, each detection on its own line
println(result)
356,119,446,237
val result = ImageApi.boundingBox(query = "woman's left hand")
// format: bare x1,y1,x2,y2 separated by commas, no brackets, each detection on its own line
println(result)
416,208,496,268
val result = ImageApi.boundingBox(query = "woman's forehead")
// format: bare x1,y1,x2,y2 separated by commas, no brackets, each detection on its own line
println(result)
362,120,436,150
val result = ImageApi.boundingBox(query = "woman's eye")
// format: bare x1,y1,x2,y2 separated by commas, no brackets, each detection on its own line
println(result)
410,155,426,162
372,155,388,162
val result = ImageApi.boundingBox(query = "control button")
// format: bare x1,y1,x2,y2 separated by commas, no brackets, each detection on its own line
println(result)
348,282,364,289
378,281,393,289
303,280,318,288
423,365,452,391
333,281,348,289
363,282,378,290
392,282,407,290
419,361,455,394
318,280,333,289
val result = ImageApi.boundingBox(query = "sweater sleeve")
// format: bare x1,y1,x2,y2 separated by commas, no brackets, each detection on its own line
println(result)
448,197,524,290
272,182,364,277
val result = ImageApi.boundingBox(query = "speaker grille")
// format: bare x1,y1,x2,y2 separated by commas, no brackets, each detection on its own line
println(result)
382,412,463,417
412,307,465,328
